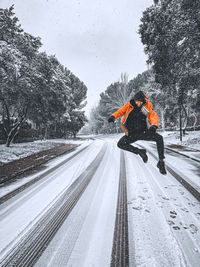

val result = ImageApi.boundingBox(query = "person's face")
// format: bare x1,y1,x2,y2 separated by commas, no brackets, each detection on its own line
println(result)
135,101,143,107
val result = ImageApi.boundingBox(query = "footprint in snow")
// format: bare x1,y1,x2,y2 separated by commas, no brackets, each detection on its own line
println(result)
170,210,177,215
132,206,141,211
138,195,145,200
189,224,198,234
173,226,180,230
170,210,177,218
181,208,189,213
162,196,170,200
167,220,175,226
179,222,188,229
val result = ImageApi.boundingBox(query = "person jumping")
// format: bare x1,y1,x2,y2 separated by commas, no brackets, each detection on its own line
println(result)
108,91,167,175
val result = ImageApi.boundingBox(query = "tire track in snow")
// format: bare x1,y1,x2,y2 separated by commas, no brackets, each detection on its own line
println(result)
111,150,129,267
149,142,200,163
36,140,119,267
137,144,200,202
0,143,97,220
0,145,90,205
0,143,107,267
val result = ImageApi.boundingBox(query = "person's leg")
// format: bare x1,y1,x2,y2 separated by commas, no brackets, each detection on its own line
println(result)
141,132,165,160
142,132,166,174
117,135,139,154
152,133,165,160
117,135,148,162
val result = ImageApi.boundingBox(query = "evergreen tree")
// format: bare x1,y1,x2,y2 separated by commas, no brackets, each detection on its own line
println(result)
0,6,88,145
139,0,200,131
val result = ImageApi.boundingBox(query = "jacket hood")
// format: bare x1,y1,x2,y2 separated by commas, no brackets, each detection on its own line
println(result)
133,91,146,104
130,94,153,111
143,95,153,110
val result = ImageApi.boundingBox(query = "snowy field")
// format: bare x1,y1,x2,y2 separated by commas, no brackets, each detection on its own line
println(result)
162,130,200,150
0,139,87,164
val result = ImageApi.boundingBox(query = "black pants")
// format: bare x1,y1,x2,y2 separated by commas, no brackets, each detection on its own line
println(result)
117,132,165,160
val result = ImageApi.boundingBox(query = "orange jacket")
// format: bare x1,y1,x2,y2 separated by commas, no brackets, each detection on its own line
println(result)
111,96,159,136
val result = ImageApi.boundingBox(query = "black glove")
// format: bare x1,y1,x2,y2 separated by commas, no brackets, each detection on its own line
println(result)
148,125,157,135
108,115,115,123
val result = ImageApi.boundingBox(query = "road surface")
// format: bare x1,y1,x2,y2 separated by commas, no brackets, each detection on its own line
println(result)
0,135,200,267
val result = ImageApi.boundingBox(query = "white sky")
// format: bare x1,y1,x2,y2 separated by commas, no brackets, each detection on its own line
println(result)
1,0,153,116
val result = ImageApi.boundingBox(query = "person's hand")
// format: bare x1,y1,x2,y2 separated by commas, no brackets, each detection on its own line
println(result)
148,125,157,134
108,115,115,123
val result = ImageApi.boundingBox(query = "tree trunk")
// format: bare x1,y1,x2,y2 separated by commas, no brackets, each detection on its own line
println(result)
44,125,48,140
160,108,166,131
182,104,188,135
6,118,25,147
179,105,182,141
192,113,197,131
2,99,11,138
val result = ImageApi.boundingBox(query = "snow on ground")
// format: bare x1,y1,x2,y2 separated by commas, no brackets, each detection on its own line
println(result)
35,140,119,267
0,131,199,165
0,140,92,199
0,138,88,164
0,136,200,266
126,151,200,267
0,139,104,260
108,134,200,190
138,141,200,189
161,130,200,150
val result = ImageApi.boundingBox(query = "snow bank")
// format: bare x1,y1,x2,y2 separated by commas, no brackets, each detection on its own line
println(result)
160,131,200,150
0,139,87,164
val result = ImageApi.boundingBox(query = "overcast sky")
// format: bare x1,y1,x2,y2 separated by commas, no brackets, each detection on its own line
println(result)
1,0,153,115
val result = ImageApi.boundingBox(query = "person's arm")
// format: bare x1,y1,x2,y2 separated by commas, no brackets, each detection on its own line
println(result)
111,102,129,120
148,109,159,127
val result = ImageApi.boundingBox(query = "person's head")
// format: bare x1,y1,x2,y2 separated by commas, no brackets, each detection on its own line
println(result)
133,91,146,107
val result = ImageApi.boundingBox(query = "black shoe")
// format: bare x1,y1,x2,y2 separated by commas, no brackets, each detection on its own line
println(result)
138,149,148,163
157,160,167,175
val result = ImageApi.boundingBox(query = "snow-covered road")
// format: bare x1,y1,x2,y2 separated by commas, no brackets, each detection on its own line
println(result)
0,136,200,266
